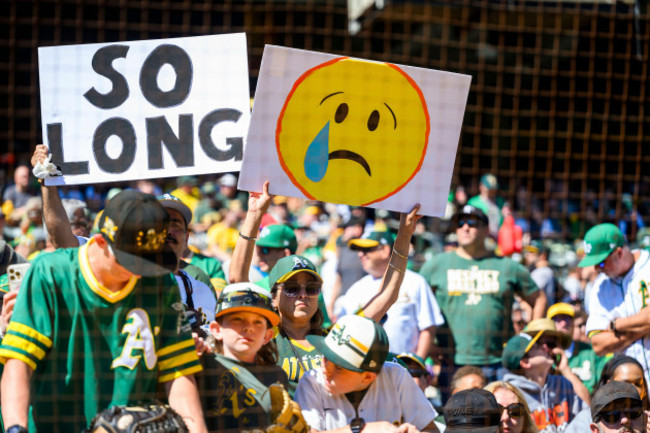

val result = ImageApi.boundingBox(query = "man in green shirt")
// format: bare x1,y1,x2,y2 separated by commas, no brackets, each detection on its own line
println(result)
0,191,207,433
420,205,546,397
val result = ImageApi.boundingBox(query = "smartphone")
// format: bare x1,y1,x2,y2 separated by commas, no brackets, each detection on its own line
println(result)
7,263,31,292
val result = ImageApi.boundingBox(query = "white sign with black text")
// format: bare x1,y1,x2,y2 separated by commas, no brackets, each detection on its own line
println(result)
38,33,250,186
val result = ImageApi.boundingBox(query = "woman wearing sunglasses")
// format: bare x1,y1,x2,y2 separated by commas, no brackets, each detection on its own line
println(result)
485,381,539,433
229,181,421,394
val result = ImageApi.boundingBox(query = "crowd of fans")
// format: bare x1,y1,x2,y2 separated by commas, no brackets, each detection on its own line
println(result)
0,146,648,433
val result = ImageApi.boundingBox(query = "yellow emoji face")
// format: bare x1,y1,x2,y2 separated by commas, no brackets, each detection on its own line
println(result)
276,58,430,206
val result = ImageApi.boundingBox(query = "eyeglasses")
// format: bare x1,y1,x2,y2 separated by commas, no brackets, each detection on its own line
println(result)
458,219,480,228
280,281,322,298
597,408,643,424
498,403,525,419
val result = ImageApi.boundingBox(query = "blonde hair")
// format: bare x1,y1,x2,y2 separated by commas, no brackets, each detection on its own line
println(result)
484,381,539,433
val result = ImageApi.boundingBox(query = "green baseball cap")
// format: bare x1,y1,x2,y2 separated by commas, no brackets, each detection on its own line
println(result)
578,223,625,268
501,332,543,371
268,255,322,289
256,224,297,253
348,231,394,250
307,315,389,373
215,282,280,326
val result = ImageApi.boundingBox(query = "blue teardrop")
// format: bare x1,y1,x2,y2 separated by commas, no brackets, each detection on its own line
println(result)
304,121,330,183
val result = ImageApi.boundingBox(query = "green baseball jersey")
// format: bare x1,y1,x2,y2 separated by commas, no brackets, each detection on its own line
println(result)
420,252,539,365
0,241,201,432
568,341,610,393
187,252,227,295
275,332,324,396
199,353,288,433
0,273,8,294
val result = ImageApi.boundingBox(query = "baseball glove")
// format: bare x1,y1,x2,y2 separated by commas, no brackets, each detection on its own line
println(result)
85,403,188,433
265,382,309,433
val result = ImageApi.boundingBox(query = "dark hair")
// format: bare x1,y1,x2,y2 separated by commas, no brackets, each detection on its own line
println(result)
451,365,487,393
211,316,279,366
593,354,649,408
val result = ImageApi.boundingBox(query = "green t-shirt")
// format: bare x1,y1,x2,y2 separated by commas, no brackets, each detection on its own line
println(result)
568,341,611,393
187,252,227,295
420,252,539,365
274,331,324,396
199,354,288,433
0,242,201,432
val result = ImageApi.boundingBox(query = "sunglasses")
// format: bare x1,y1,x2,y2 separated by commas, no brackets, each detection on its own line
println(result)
458,219,481,228
498,403,525,419
597,408,643,424
259,246,283,255
539,339,557,349
407,368,430,378
280,281,322,298
358,246,381,255
597,249,617,268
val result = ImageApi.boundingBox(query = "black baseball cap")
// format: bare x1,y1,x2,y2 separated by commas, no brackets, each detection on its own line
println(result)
451,205,489,228
591,381,643,422
98,190,177,277
443,389,501,433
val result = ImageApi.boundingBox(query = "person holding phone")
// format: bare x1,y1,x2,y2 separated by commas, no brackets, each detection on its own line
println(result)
501,327,588,433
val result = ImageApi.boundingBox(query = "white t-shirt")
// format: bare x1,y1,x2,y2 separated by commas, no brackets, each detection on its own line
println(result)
339,270,444,354
586,249,650,384
295,362,437,431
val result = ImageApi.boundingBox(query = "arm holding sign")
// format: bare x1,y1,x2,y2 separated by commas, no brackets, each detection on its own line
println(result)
360,204,421,322
31,144,79,249
228,181,272,283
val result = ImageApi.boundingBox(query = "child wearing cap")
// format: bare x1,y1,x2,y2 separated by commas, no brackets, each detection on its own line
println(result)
198,282,290,433
295,315,440,433
502,324,587,433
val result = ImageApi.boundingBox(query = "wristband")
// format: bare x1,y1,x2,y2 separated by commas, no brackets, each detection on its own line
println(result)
238,232,257,241
392,248,408,260
388,262,406,273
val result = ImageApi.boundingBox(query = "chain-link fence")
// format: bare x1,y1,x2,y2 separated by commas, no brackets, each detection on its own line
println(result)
1,0,648,238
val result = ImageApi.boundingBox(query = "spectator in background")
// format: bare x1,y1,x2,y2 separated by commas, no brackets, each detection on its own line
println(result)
589,381,645,433
2,165,39,226
215,173,247,212
171,175,201,216
524,240,560,305
420,205,546,397
443,389,501,433
484,381,540,433
327,216,366,320
547,302,609,393
339,230,444,358
451,365,488,395
502,326,587,432
579,223,650,386
467,173,503,238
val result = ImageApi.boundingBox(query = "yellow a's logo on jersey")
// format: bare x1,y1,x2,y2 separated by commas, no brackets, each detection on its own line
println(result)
111,308,157,370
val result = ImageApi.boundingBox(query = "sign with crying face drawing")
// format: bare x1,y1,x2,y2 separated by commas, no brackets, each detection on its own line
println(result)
240,45,471,217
